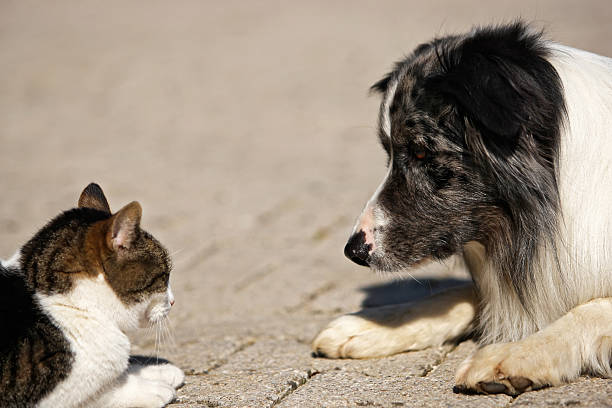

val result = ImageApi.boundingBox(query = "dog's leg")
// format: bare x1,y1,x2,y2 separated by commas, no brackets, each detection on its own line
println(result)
312,285,477,358
455,297,612,395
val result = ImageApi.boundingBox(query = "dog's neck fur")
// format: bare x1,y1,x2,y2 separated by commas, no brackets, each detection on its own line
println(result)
463,45,612,344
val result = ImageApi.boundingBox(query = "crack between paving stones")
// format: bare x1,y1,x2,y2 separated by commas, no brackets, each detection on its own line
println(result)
285,282,337,313
267,368,321,407
256,197,299,224
422,343,458,377
185,338,256,376
181,241,221,272
505,395,520,406
234,263,278,292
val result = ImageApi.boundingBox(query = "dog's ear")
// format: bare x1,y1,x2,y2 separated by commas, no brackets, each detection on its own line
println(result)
370,72,394,94
371,42,434,95
426,23,562,155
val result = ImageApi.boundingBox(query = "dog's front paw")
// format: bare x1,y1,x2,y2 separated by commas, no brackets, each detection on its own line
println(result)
312,312,413,359
313,289,477,359
137,364,185,389
454,342,556,396
313,314,377,358
313,296,475,359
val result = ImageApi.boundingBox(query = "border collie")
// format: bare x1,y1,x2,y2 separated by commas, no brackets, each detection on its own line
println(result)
312,22,612,395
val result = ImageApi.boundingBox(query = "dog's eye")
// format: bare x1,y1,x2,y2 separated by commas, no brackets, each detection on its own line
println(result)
414,149,427,160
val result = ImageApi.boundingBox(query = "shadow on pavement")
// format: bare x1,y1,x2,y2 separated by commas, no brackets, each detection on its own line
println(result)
360,277,471,308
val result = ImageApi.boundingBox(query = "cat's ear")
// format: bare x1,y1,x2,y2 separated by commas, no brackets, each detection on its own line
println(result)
78,183,111,214
107,201,142,251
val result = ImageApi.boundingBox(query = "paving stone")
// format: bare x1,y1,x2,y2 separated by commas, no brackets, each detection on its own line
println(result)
276,364,512,408
170,340,454,408
168,340,317,408
426,340,477,380
511,377,612,407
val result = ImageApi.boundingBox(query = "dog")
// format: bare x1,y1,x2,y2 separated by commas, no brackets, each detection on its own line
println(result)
312,22,612,396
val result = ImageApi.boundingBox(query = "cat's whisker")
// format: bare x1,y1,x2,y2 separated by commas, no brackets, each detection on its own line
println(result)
145,321,155,340
154,321,162,363
162,322,174,357
160,316,170,346
151,324,159,356
157,322,166,355
147,320,157,345
169,248,184,259
158,322,164,362
160,317,178,356
157,320,166,353
164,317,179,352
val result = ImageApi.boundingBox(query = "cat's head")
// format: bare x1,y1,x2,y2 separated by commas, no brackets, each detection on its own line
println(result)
21,183,174,331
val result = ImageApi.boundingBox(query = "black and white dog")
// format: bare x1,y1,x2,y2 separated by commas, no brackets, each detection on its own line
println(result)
313,22,612,395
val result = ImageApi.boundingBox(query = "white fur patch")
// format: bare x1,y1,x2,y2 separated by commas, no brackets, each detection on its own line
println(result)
89,369,177,408
381,78,399,139
351,166,392,254
36,275,178,407
1,250,21,268
351,70,402,252
36,277,134,408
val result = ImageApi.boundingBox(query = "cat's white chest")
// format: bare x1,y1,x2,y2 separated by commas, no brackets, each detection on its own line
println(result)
36,277,133,408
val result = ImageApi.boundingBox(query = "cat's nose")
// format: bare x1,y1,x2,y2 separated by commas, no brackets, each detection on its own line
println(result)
167,285,175,307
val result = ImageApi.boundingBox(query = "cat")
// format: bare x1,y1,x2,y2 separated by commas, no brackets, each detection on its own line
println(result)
0,183,184,408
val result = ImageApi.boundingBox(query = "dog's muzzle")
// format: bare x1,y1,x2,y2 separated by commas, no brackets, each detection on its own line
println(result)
344,230,371,267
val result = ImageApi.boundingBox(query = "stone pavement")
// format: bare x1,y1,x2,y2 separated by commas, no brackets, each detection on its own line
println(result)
1,1,611,407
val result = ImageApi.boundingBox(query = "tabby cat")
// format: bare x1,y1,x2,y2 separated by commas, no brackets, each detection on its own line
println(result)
0,183,184,407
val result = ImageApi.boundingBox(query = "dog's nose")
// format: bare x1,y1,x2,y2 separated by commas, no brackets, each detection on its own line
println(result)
344,230,371,267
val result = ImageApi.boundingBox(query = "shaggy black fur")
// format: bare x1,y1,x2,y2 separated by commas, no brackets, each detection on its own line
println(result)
365,22,565,307
0,266,73,407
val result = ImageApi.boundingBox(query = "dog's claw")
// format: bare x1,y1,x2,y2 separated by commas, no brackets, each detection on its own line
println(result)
452,384,469,394
508,376,532,392
478,381,508,394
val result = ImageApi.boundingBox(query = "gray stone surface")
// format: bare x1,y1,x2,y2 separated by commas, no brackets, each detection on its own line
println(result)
276,342,512,408
511,378,612,408
1,1,611,407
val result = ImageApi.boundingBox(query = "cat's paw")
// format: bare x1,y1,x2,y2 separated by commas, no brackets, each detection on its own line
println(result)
136,364,185,389
136,380,176,408
95,374,176,408
454,342,553,396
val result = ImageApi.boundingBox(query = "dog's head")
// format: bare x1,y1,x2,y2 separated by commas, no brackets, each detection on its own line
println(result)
345,22,565,273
